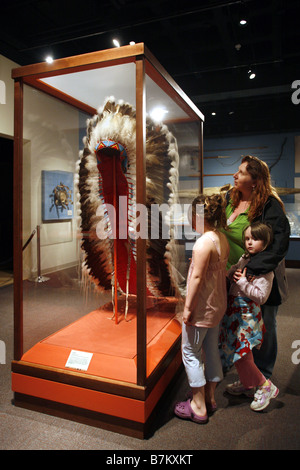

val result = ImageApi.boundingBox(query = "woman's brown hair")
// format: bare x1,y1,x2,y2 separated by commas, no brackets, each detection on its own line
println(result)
230,155,284,221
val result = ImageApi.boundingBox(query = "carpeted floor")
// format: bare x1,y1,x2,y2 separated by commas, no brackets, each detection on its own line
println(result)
0,268,300,450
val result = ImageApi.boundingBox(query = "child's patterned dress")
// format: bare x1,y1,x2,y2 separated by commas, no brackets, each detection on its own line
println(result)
219,254,274,370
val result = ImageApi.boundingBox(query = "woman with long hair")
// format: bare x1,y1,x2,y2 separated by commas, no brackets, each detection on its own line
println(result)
222,155,290,383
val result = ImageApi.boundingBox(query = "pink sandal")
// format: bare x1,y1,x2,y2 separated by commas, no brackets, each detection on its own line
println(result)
174,399,208,424
186,390,217,414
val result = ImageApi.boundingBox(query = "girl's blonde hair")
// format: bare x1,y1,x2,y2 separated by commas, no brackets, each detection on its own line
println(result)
191,193,228,230
230,155,285,221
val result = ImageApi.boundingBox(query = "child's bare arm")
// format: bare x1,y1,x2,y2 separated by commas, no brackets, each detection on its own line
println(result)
183,238,211,324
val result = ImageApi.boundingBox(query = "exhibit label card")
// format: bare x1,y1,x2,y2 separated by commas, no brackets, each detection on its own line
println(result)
65,350,93,371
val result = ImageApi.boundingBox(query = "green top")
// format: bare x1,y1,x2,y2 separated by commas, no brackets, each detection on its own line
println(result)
221,201,250,270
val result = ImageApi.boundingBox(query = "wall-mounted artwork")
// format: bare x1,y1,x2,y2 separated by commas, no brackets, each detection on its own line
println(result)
42,170,73,221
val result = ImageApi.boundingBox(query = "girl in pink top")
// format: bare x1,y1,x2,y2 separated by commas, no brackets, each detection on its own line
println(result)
174,194,229,424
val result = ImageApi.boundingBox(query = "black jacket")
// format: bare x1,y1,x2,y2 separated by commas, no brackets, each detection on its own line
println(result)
227,192,291,305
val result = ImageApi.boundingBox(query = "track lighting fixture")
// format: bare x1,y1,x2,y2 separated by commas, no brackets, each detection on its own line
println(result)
248,69,256,79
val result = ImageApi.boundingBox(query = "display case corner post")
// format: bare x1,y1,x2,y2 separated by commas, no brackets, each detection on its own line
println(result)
199,120,204,193
13,78,24,361
135,56,147,386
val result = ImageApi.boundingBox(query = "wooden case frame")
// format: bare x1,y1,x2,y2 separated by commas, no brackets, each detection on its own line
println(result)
11,43,204,438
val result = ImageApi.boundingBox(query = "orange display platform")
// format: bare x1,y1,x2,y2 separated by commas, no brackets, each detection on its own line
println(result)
12,297,183,438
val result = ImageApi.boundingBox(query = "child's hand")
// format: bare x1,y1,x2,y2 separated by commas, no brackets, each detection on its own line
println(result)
233,267,247,282
247,274,255,283
183,306,192,324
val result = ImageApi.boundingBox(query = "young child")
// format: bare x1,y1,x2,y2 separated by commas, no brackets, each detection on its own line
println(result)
174,194,229,424
220,221,279,411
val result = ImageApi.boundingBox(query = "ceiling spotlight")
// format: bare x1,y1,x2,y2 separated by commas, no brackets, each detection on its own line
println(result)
45,56,54,64
129,41,136,46
211,112,216,116
239,19,247,25
113,39,120,47
248,69,256,79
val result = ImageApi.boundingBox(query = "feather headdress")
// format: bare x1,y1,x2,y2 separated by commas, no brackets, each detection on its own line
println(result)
77,98,181,312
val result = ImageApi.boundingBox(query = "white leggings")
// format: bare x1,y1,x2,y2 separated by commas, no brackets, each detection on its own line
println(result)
182,323,223,388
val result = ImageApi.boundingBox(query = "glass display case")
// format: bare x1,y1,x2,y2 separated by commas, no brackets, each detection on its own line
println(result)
11,43,204,438
286,203,300,238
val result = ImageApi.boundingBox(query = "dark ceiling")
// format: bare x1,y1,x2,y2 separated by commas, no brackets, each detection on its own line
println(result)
1,0,300,137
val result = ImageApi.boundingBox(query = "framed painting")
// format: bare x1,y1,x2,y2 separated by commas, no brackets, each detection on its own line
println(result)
42,170,74,222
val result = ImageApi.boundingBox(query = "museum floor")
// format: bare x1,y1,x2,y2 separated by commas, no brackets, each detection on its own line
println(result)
1,268,300,450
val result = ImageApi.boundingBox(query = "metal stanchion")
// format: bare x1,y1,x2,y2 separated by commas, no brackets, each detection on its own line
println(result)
35,225,49,283
23,225,49,283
